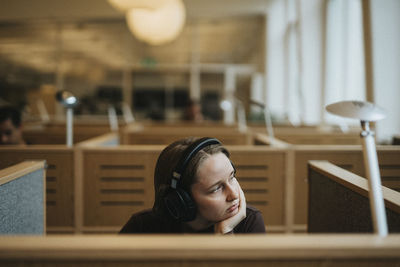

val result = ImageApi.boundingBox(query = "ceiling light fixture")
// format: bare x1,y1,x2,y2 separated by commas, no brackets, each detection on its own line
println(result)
108,0,186,46
126,0,186,45
107,0,165,12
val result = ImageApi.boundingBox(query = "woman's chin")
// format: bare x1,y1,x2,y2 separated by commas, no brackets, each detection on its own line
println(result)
224,206,239,219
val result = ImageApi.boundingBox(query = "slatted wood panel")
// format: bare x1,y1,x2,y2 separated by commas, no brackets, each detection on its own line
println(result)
378,148,400,192
81,146,283,230
82,148,159,227
229,147,286,227
0,146,74,232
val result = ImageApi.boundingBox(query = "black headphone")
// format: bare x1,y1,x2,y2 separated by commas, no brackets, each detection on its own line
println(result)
163,137,221,222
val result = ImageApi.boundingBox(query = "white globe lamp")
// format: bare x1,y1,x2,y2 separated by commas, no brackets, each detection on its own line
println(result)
126,0,186,45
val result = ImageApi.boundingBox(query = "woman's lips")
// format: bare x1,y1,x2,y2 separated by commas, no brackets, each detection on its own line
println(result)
227,203,239,213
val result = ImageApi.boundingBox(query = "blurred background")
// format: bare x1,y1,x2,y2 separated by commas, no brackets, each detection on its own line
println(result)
0,0,399,143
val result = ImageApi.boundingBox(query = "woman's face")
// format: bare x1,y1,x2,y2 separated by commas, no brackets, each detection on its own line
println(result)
190,152,240,225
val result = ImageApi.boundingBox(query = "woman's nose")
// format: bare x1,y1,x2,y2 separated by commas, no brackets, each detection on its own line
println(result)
226,183,239,201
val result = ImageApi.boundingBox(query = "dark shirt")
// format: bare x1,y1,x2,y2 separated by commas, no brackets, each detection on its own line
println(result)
120,206,266,234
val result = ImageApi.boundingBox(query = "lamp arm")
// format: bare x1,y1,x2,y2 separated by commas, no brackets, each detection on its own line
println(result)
361,121,388,236
264,107,275,144
66,108,73,147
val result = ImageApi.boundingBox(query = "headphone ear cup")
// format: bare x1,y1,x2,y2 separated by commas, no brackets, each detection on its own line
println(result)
164,188,197,222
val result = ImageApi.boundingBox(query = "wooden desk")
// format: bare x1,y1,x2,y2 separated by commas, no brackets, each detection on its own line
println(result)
0,234,400,266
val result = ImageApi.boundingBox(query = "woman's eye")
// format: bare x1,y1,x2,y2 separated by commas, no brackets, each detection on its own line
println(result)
210,185,222,193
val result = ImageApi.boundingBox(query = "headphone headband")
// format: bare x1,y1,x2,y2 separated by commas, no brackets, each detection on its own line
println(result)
171,137,221,189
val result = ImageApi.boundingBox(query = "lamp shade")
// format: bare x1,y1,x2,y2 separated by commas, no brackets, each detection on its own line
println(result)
56,90,78,108
126,0,186,45
326,100,386,122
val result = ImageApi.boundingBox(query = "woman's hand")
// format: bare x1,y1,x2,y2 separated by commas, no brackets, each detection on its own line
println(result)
214,184,246,234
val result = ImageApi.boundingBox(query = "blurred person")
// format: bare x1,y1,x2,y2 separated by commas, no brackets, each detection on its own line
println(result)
120,137,266,234
0,105,25,145
183,99,204,122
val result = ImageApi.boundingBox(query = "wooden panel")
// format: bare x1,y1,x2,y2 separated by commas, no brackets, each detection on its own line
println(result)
1,235,400,266
128,133,250,145
293,146,400,227
276,133,361,145
81,146,283,231
308,161,400,233
23,125,111,145
229,148,286,227
121,126,252,145
0,147,74,231
83,149,159,228
378,148,400,192
293,146,364,226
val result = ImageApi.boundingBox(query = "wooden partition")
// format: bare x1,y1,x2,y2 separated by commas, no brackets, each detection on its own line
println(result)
1,234,400,266
229,146,286,231
0,146,74,233
120,124,253,145
291,145,400,232
377,146,400,192
251,125,361,145
0,161,46,234
22,116,123,145
276,131,361,145
308,160,400,233
71,132,400,234
3,123,398,235
78,146,160,233
23,124,112,145
76,145,286,233
138,121,240,129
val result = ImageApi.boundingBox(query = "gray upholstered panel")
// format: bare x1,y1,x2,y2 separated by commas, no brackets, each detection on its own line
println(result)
0,169,44,234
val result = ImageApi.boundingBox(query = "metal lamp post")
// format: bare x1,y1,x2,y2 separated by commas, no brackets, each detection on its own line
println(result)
249,99,275,145
56,91,78,147
219,98,247,133
326,100,388,236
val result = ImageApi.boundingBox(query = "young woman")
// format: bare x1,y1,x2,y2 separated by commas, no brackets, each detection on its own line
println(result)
120,137,266,234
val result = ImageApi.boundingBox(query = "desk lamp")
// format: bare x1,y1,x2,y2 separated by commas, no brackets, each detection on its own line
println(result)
220,98,247,133
249,99,275,145
326,100,388,236
56,91,77,147
108,105,119,132
122,102,135,124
